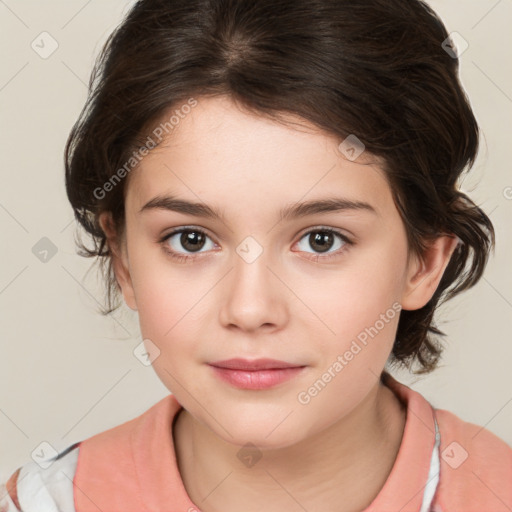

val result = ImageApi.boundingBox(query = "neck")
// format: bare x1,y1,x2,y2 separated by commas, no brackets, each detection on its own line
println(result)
173,376,406,512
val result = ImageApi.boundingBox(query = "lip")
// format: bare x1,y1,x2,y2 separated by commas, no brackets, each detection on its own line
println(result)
209,358,302,370
208,358,306,390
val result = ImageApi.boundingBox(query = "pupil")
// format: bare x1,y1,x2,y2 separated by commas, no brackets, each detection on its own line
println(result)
310,232,333,253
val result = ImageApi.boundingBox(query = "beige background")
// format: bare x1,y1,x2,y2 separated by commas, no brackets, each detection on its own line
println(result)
1,0,511,475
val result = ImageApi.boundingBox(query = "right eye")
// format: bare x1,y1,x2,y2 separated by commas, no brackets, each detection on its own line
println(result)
159,227,217,262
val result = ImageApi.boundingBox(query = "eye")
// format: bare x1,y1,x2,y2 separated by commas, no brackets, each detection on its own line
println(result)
294,227,353,259
160,227,217,261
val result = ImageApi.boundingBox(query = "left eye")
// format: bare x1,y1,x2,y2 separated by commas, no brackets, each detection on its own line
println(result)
295,229,350,255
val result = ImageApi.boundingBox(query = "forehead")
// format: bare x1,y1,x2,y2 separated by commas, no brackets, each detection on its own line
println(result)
125,96,393,217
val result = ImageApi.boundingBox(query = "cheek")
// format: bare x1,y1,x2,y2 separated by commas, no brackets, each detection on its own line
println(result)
131,264,208,393
135,278,208,350
300,247,407,346
292,262,405,427
126,244,205,346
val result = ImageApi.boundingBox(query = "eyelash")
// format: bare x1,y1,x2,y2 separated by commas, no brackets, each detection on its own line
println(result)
158,226,354,263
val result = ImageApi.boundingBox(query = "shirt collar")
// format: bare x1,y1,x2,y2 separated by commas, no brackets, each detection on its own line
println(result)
131,372,438,511
363,372,438,511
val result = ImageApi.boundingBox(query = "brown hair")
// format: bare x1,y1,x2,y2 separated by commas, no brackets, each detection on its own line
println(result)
64,0,494,374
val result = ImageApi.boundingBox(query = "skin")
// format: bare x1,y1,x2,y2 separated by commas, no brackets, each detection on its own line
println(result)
100,95,457,512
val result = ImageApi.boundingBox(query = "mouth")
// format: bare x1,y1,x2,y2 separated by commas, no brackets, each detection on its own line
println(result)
208,358,307,390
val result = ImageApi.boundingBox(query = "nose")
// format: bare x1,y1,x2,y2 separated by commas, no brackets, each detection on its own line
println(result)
218,246,289,333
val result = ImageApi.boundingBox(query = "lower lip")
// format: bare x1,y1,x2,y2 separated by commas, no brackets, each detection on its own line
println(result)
209,365,306,390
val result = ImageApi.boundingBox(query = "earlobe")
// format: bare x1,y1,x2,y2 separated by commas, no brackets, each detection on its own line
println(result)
98,212,138,311
400,235,459,311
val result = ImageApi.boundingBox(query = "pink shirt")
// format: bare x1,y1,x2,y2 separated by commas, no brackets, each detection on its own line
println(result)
3,374,512,511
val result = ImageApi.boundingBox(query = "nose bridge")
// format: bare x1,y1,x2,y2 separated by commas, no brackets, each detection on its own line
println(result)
219,236,287,331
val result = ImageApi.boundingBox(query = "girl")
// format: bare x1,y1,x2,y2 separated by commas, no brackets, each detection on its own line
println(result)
2,0,511,511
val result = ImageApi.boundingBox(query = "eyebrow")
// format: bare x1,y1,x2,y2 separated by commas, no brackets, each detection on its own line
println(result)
139,194,377,221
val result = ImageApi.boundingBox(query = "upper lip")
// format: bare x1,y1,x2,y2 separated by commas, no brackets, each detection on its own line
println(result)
208,358,304,371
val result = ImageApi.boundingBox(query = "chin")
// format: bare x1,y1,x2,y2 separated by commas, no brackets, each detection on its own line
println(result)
214,421,304,451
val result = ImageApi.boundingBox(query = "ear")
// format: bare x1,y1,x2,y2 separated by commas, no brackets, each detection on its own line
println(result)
98,212,138,311
400,234,459,311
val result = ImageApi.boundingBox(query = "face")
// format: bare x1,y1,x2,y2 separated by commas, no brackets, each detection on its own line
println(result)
108,95,437,449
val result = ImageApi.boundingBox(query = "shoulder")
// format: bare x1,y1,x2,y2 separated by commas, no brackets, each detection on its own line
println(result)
0,442,80,512
77,394,179,455
1,396,181,512
435,407,512,468
434,407,512,511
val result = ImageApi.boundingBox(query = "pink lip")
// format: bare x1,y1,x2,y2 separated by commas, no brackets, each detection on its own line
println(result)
209,358,302,370
208,358,306,390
